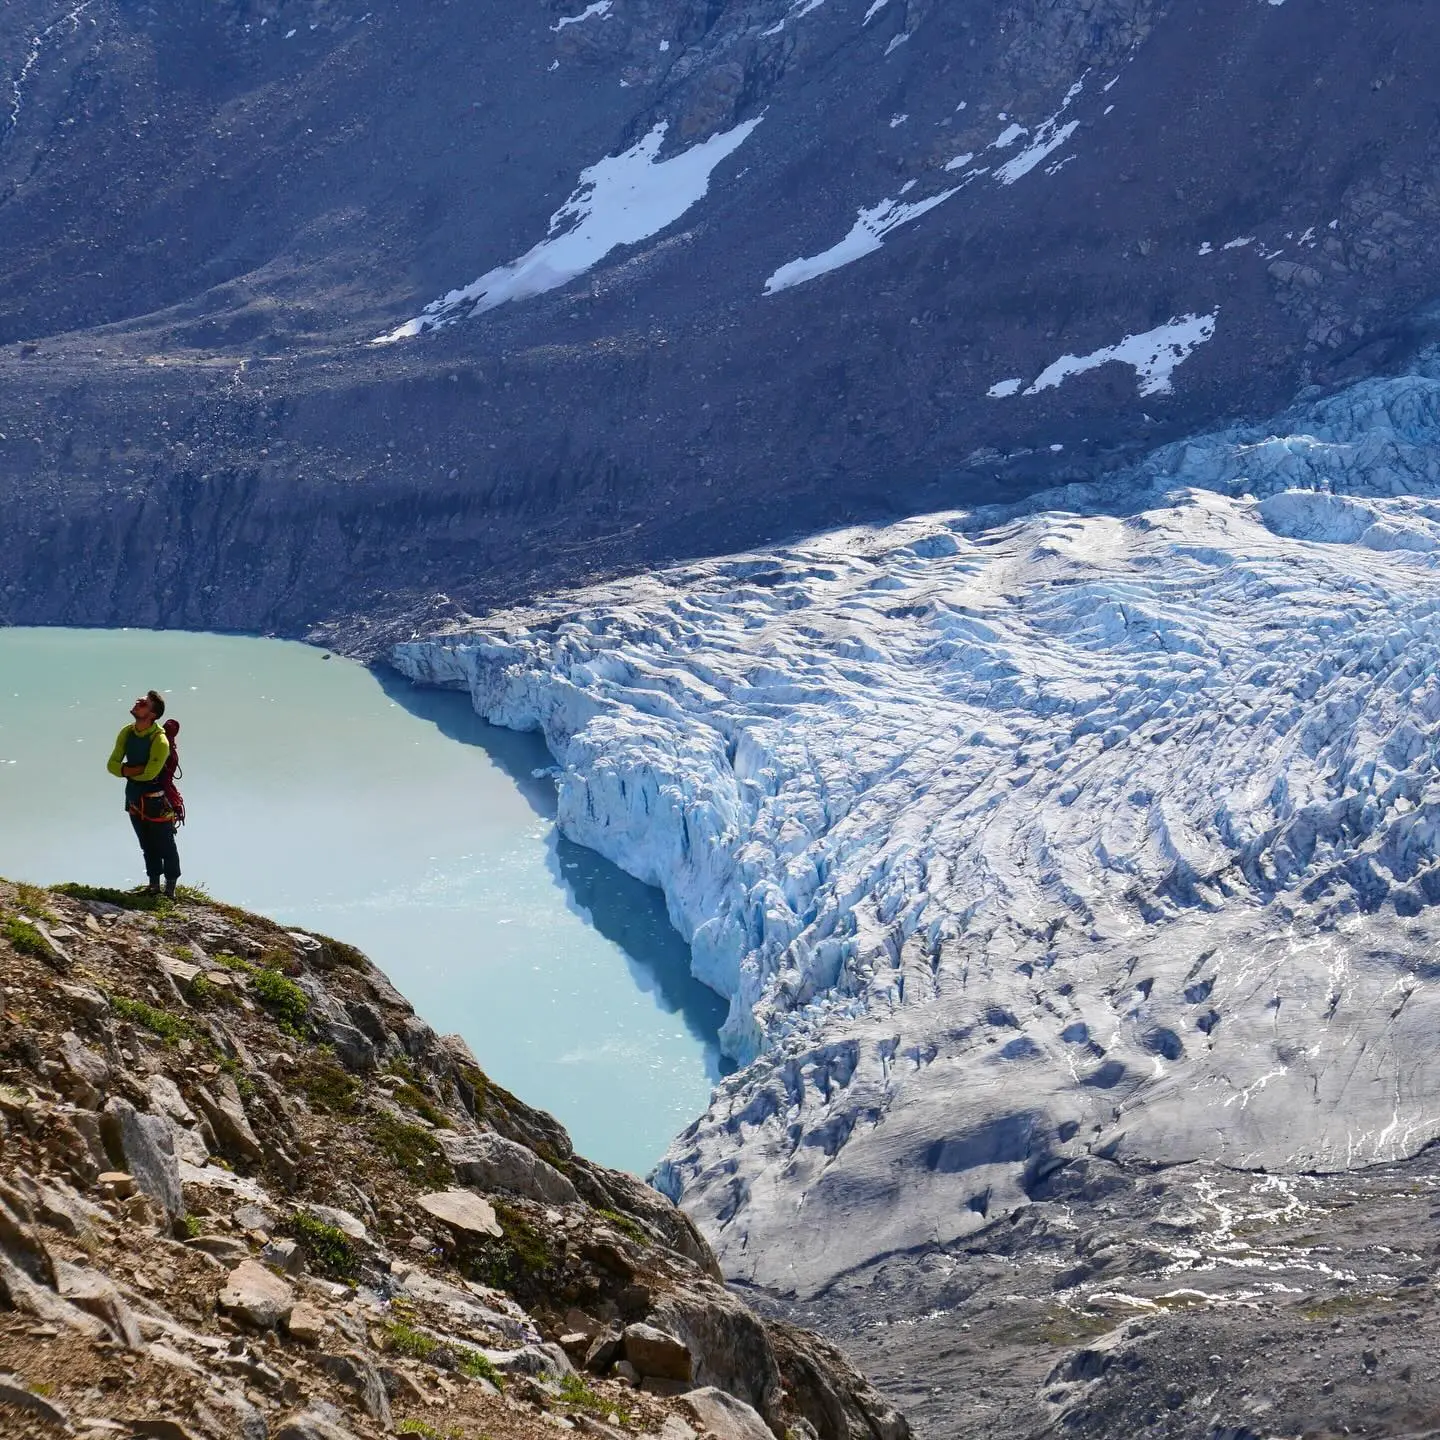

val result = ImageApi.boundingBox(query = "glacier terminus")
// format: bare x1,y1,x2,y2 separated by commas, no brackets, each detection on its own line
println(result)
395,353,1440,1298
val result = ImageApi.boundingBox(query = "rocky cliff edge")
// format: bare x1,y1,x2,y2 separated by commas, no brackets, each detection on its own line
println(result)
0,877,906,1440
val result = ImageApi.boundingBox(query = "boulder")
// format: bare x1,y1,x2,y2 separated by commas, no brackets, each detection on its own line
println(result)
36,1181,105,1240
58,1030,109,1105
416,1189,502,1239
649,1285,782,1422
624,1322,693,1383
0,1376,71,1431
304,1204,369,1242
147,1073,197,1125
97,1171,137,1198
0,1190,58,1287
484,1342,575,1383
99,1099,183,1220
55,1257,143,1348
766,1319,910,1440
193,1079,265,1166
435,1130,578,1206
274,1410,361,1440
131,1421,203,1440
57,982,109,1019
218,1259,295,1328
678,1387,774,1440
262,1237,306,1275
585,1327,624,1374
318,1350,393,1426
186,1234,251,1265
324,1020,377,1071
286,1299,328,1344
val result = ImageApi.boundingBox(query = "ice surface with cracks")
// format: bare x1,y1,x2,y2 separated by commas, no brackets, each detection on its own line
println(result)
396,356,1440,1296
374,118,760,342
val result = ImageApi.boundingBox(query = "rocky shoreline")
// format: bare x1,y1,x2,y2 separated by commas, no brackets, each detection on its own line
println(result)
0,877,906,1440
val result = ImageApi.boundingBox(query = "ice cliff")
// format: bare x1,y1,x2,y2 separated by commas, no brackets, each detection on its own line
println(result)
393,353,1440,1297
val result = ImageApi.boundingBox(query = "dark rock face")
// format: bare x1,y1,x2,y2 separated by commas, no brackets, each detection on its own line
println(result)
2,0,1439,637
773,1147,1440,1440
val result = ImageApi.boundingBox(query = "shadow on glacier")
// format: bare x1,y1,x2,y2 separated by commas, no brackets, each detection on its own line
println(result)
371,666,732,1082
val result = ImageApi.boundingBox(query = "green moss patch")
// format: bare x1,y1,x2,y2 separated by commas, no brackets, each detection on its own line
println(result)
250,967,310,1036
290,1210,358,1279
393,1082,447,1128
295,1054,360,1114
51,882,169,913
2,913,50,959
110,994,196,1044
370,1113,451,1186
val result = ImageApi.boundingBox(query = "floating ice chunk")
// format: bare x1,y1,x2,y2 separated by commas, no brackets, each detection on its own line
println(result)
1198,241,1214,256
992,123,1027,148
375,118,762,342
884,31,909,54
863,0,892,21
987,378,1024,399
764,186,960,294
944,151,975,171
552,0,611,29
1223,235,1255,250
889,113,908,127
1017,312,1218,398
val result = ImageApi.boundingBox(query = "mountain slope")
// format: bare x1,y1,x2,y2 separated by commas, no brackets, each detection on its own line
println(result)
3,0,1440,632
0,876,906,1440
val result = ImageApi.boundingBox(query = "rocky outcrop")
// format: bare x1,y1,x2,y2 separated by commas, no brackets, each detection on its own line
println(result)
0,878,905,1440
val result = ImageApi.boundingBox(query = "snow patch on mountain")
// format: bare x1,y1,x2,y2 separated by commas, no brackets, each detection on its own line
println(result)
764,185,962,294
374,118,760,342
551,0,611,30
988,313,1218,399
394,354,1440,1295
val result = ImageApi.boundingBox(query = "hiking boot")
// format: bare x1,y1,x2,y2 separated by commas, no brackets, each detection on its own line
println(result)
164,879,178,900
146,880,162,896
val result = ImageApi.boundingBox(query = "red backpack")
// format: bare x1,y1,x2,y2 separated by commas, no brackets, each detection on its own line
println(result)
161,718,187,826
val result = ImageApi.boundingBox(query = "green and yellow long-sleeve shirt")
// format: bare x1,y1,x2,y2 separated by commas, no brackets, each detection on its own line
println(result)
107,723,170,809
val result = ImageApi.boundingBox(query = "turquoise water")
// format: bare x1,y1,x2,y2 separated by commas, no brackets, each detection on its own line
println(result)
0,628,726,1175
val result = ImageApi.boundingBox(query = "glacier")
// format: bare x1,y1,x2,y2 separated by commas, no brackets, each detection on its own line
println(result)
393,352,1440,1297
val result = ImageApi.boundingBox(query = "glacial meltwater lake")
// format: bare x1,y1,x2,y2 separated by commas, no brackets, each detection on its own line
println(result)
0,627,728,1175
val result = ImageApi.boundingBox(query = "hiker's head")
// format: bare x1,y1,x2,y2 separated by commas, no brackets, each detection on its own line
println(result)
130,690,166,726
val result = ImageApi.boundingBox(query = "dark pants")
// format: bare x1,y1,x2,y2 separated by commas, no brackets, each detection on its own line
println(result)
130,815,181,885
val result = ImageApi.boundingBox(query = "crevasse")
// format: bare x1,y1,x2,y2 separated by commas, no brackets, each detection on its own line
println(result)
394,353,1440,1295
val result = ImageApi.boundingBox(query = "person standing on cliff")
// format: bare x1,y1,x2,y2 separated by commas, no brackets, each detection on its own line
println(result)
106,689,181,897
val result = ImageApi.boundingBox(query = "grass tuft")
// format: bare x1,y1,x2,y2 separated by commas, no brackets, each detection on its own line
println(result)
295,1054,360,1113
290,1210,358,1279
394,1082,448,1128
110,993,195,1043
3,913,50,959
457,1349,504,1386
370,1113,451,1186
595,1208,647,1244
250,966,310,1036
51,882,170,913
13,882,54,919
558,1373,626,1421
